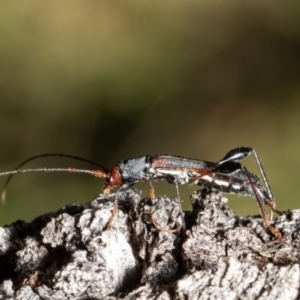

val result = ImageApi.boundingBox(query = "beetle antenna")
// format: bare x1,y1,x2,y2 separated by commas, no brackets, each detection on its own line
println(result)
1,153,109,203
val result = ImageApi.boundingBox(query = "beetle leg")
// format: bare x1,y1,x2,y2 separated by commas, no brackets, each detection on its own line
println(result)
266,201,275,221
140,211,181,233
106,188,122,229
149,181,156,199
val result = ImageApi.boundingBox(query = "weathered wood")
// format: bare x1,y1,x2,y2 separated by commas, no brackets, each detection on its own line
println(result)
0,188,299,300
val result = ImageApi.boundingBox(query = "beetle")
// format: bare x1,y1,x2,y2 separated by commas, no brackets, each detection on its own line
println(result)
0,147,280,239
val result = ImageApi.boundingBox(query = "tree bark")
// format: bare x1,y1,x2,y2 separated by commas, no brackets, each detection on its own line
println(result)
0,189,299,300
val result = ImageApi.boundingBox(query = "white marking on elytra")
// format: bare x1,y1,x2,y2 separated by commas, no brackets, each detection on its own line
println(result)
157,169,183,175
231,183,242,190
201,175,213,182
214,179,230,187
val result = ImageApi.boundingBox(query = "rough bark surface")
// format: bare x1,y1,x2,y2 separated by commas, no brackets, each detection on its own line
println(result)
0,188,299,300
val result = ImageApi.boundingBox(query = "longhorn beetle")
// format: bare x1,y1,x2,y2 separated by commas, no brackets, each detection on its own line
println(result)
0,147,281,240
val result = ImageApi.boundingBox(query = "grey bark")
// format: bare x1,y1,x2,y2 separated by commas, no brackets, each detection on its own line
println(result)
0,188,299,300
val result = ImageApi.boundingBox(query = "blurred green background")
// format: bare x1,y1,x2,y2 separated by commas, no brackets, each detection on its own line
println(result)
0,1,299,226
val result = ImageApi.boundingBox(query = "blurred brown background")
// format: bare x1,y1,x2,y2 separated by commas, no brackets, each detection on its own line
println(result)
0,1,299,225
